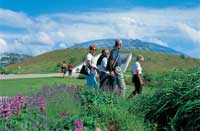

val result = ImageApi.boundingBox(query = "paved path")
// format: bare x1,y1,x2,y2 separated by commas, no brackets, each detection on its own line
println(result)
0,71,81,80
0,73,62,80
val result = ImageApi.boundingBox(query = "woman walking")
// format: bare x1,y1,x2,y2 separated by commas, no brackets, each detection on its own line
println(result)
84,44,99,90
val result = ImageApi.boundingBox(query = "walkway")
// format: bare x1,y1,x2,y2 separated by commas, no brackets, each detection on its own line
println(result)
0,73,61,80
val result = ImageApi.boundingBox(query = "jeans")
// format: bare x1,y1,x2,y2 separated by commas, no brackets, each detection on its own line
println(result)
99,71,113,91
86,72,99,90
115,66,126,97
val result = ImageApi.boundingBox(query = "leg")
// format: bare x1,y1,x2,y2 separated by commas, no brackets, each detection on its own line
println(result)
100,72,109,90
92,74,99,90
87,74,93,89
136,84,142,94
108,75,115,92
134,76,142,94
69,70,72,76
88,72,99,90
115,67,126,97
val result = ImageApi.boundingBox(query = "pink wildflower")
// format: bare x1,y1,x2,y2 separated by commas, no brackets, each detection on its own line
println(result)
15,94,25,106
1,103,12,119
37,97,46,111
74,119,83,128
74,119,86,131
10,100,21,115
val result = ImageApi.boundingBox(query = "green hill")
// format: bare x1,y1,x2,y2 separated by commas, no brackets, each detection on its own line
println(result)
6,48,200,75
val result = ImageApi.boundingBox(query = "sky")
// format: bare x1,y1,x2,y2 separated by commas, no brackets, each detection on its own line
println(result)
0,0,200,58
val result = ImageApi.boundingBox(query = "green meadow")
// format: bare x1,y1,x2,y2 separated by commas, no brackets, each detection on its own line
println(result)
0,77,85,96
1,49,200,130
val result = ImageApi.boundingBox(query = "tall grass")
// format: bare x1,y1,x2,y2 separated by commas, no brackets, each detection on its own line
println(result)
133,66,200,131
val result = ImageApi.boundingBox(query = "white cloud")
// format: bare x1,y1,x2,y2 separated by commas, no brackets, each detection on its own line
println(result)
38,32,54,45
178,23,200,45
0,38,8,53
0,8,34,28
0,8,200,57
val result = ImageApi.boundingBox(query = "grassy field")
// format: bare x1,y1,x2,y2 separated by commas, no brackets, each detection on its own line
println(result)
6,49,200,75
0,77,85,96
0,76,156,97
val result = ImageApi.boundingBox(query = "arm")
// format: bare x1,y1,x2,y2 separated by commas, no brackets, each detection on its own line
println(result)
109,50,117,76
87,60,96,69
102,58,107,69
109,59,115,76
136,70,144,85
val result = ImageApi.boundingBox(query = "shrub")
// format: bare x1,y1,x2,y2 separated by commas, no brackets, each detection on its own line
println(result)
80,89,130,130
141,66,200,131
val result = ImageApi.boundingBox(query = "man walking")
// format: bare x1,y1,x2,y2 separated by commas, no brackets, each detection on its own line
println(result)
107,39,126,97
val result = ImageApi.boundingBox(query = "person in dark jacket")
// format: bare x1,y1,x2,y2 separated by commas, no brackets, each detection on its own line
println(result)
107,39,126,97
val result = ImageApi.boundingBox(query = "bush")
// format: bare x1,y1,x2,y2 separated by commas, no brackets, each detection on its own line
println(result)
80,89,131,130
0,67,7,74
141,66,200,131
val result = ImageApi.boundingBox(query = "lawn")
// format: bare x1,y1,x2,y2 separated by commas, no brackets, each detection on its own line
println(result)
0,76,155,97
0,77,85,96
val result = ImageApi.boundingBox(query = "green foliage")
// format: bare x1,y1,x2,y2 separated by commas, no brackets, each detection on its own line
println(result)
80,89,146,131
0,66,7,74
0,108,95,131
134,66,200,131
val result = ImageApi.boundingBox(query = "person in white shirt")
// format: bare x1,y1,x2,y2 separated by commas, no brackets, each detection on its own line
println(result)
128,55,144,98
84,44,99,90
97,48,109,89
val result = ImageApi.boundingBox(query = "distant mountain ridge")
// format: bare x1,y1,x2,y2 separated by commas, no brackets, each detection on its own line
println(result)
0,53,32,67
71,39,183,55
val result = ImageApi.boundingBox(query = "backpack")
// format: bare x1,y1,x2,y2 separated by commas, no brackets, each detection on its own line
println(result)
96,55,104,66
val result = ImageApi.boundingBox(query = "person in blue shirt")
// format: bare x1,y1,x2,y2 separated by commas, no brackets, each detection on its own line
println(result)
107,39,126,97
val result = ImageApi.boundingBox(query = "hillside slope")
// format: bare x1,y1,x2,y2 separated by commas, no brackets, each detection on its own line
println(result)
71,39,183,55
6,49,200,74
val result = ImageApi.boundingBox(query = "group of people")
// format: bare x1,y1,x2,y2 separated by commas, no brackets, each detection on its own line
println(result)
61,61,73,77
83,38,144,97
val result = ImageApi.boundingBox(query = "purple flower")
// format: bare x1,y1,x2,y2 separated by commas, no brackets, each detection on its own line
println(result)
74,119,84,129
74,128,83,131
0,103,3,111
37,97,46,111
1,103,12,119
9,94,26,115
10,100,21,115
